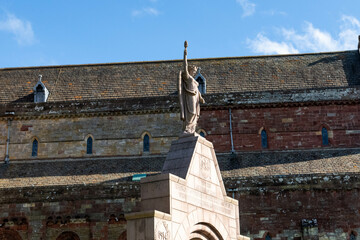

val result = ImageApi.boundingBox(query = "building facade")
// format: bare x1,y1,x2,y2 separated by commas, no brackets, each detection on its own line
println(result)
0,50,359,239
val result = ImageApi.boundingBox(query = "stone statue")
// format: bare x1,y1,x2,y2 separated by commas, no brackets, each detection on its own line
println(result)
178,41,205,134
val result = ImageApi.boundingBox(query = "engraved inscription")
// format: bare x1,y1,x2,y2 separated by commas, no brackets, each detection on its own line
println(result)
156,221,170,240
200,156,211,180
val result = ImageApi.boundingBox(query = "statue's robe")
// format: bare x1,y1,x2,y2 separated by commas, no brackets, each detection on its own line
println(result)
179,71,201,133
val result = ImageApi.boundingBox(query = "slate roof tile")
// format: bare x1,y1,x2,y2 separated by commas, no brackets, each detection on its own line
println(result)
1,51,360,104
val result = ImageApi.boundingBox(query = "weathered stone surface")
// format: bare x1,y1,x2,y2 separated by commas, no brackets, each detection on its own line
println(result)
127,135,248,240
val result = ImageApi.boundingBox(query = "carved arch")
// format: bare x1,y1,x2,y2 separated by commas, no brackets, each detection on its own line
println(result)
0,229,23,240
189,222,223,240
118,231,127,240
56,231,80,240
174,208,228,240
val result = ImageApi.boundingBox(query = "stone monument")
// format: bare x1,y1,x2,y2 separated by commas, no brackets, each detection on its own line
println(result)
126,42,249,240
178,41,205,134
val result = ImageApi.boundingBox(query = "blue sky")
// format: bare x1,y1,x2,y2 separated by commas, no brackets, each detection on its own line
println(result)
0,0,360,68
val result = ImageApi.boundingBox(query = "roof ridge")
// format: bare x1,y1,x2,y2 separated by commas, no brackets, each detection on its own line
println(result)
0,50,355,70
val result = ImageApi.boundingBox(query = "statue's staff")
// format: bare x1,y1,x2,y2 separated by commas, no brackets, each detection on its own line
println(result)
178,41,188,121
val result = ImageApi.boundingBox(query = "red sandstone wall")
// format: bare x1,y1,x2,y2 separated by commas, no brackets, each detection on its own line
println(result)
199,104,360,152
0,174,360,239
225,174,360,240
0,184,140,240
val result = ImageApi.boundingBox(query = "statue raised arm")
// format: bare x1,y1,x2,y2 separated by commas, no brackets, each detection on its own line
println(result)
178,41,205,135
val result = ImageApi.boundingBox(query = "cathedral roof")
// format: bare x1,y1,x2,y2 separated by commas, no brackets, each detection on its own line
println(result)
1,50,360,104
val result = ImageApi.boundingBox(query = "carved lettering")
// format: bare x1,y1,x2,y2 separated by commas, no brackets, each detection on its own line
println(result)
200,156,211,180
158,231,168,240
155,221,170,240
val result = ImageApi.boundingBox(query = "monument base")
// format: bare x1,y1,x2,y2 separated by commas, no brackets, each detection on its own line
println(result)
126,135,249,240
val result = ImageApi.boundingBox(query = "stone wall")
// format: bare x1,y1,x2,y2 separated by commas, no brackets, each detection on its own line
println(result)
0,173,359,239
200,104,360,152
1,103,359,160
0,183,140,240
225,174,360,240
0,113,180,160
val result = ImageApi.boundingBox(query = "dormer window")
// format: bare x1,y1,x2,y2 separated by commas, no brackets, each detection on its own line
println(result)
35,85,45,102
33,75,49,103
194,68,206,94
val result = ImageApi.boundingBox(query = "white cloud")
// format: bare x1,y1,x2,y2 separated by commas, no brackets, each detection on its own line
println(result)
262,9,287,17
0,13,35,45
132,7,160,17
248,15,360,55
281,23,338,52
338,15,360,50
236,0,255,17
247,33,299,55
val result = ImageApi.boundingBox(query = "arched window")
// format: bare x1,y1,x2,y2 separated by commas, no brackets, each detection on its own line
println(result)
265,233,272,240
87,137,93,154
322,127,329,146
194,68,206,94
35,85,45,102
32,139,38,157
196,77,206,94
33,75,49,103
198,129,206,138
143,134,150,152
350,232,356,240
261,129,268,149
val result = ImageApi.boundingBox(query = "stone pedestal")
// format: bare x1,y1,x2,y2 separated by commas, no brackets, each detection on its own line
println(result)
126,135,249,240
